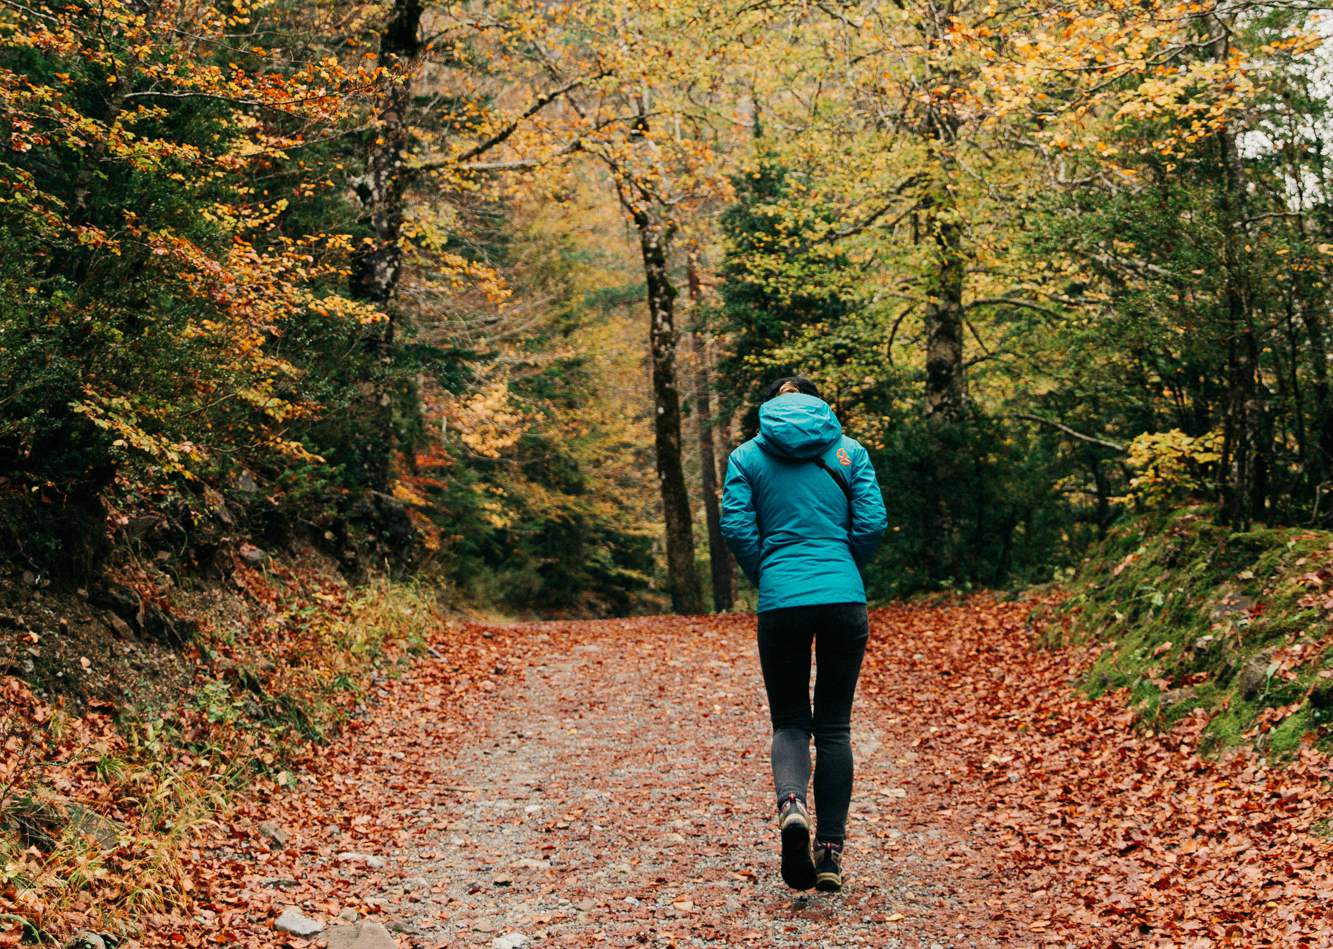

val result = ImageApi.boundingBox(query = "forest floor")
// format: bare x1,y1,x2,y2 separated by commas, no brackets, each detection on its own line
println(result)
153,594,1332,948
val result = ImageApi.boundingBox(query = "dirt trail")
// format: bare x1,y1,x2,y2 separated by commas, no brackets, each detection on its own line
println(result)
174,613,1009,948
171,597,1333,947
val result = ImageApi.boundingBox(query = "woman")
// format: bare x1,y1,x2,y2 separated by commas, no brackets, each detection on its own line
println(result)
720,377,888,893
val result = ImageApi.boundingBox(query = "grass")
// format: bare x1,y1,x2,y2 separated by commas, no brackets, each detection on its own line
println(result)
0,568,448,942
1059,503,1333,760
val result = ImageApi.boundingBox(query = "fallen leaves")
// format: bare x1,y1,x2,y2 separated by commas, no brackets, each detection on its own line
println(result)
859,593,1333,944
14,592,1331,945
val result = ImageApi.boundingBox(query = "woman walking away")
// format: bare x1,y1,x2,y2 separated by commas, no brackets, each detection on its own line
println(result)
720,377,888,893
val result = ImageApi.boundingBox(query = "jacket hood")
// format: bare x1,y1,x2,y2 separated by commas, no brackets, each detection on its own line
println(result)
755,393,843,460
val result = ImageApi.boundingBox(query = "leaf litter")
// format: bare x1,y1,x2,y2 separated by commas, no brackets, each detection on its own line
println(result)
131,595,1332,947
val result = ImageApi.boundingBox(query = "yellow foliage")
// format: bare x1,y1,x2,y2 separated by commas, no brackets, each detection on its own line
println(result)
1118,429,1222,508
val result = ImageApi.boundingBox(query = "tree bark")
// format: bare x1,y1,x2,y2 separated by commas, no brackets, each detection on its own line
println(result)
351,0,422,491
626,201,703,614
923,201,967,420
687,252,734,612
921,93,967,421
1216,124,1268,528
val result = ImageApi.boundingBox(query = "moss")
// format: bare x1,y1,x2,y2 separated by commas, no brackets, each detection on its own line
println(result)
1070,506,1333,761
1266,708,1313,760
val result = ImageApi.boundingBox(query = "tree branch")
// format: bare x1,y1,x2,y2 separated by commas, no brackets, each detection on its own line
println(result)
451,71,607,165
1006,413,1126,452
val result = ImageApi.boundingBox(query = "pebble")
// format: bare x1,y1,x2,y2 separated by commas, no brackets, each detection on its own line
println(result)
326,921,398,949
492,935,529,949
257,820,288,848
337,851,387,868
274,906,323,937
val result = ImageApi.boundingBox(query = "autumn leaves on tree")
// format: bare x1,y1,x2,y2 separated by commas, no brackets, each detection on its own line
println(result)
4,1,1333,608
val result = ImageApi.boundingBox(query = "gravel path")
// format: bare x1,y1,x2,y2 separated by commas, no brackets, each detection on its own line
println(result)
176,614,1013,947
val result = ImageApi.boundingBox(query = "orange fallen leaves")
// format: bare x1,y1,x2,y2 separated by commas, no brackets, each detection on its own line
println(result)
860,593,1333,944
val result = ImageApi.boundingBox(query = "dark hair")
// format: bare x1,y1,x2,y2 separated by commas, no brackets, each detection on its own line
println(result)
762,375,821,402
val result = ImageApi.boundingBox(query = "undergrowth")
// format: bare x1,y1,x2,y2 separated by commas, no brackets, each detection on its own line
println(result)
1055,504,1333,760
0,567,444,943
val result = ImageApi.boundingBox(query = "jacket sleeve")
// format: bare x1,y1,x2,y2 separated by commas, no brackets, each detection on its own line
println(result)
848,443,888,568
720,453,763,585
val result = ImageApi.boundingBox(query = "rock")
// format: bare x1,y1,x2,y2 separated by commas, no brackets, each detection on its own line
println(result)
1239,653,1273,699
1210,593,1255,621
337,850,385,868
1311,678,1333,711
66,805,123,851
1158,687,1194,713
257,820,288,849
327,921,398,949
274,906,324,937
492,935,529,949
663,832,687,845
338,907,358,922
238,542,268,564
66,933,106,949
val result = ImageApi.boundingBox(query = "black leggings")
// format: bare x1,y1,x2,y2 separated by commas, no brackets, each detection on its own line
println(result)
756,602,869,845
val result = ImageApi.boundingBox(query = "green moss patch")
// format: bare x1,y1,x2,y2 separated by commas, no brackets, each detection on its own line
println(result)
1061,504,1333,759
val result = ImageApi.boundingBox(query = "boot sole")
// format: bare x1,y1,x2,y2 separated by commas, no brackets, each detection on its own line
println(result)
780,819,816,890
815,871,842,893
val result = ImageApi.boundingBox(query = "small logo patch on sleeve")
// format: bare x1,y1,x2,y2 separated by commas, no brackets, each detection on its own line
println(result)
837,448,852,466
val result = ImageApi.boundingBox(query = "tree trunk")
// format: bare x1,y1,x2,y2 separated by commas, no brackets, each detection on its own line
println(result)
1301,299,1333,501
923,204,967,420
1216,124,1268,529
921,96,967,422
628,204,703,614
351,0,421,491
687,252,734,612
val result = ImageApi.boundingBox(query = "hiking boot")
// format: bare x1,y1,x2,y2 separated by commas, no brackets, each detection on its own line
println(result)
776,793,816,890
813,840,843,892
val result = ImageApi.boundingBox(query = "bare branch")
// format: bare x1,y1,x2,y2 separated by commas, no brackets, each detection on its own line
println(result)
451,71,608,165
1006,413,1126,452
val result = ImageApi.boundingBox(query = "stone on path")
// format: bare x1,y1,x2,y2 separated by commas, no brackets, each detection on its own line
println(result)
326,921,398,949
257,819,288,849
274,906,324,937
337,850,387,868
491,934,529,949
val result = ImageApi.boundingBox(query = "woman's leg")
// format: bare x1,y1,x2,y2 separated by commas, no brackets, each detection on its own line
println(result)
756,606,815,804
811,603,870,844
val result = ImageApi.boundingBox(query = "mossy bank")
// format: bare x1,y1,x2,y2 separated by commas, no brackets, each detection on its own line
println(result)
1055,505,1333,760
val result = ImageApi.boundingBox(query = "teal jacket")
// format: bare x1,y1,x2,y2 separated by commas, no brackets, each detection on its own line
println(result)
720,393,888,613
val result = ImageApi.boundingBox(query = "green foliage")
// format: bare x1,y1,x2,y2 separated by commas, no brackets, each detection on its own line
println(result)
713,159,862,430
865,410,1078,597
0,0,383,572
